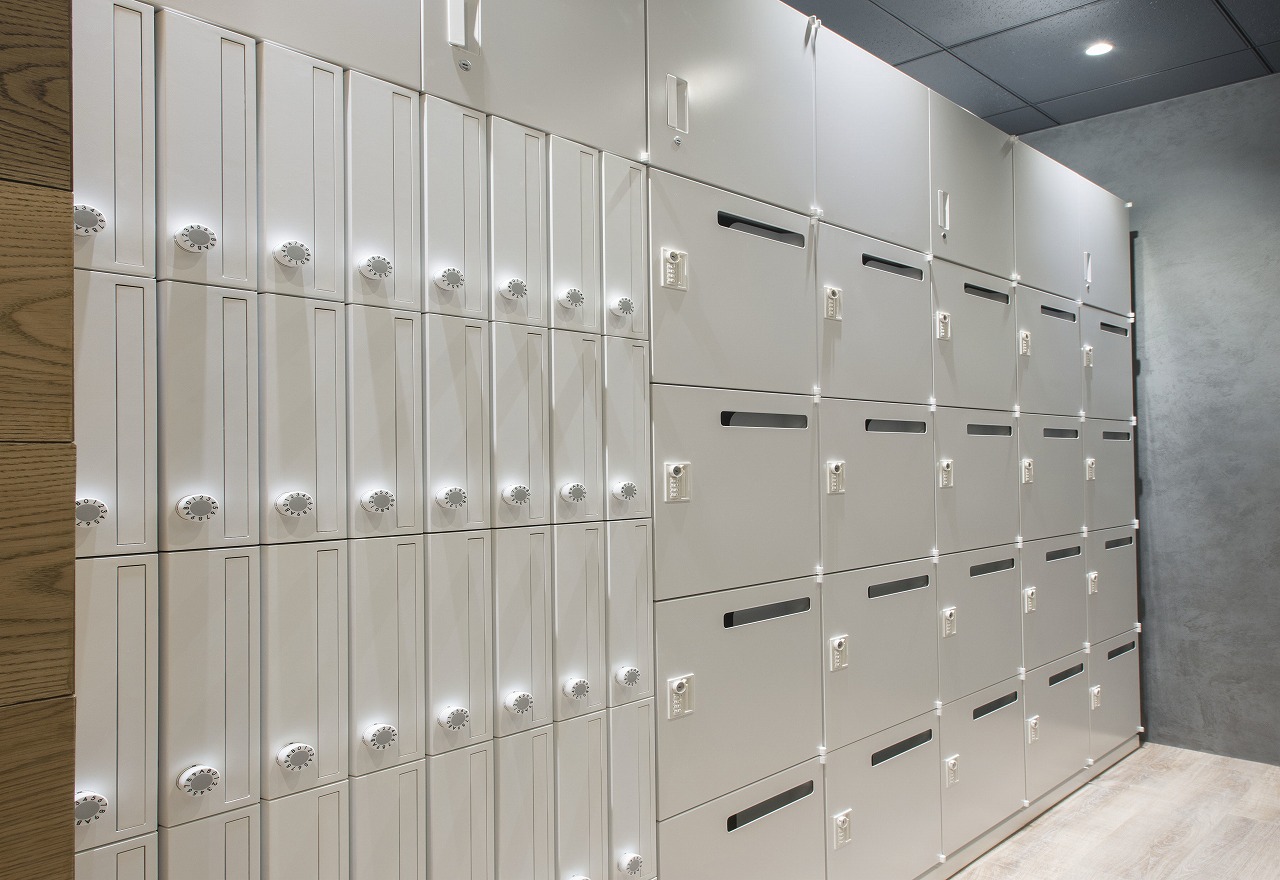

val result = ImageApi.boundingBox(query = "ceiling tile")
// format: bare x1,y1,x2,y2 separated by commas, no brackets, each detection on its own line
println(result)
1221,0,1280,44
870,0,1093,46
792,0,940,64
1261,42,1280,68
898,51,1025,116
952,0,1248,104
984,105,1058,134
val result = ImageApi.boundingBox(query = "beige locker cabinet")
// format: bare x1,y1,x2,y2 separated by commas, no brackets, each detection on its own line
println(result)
75,556,158,852
75,834,157,880
1085,419,1137,530
495,725,557,880
74,271,157,557
491,321,551,528
424,314,491,532
1016,286,1083,418
936,547,1022,705
1079,180,1132,317
933,407,1020,556
256,43,345,302
158,549,259,828
346,71,422,311
490,117,549,327
932,259,1018,412
155,11,257,289
549,136,603,332
606,520,654,707
1086,527,1139,645
550,330,605,524
603,337,652,521
158,805,260,880
1018,414,1086,543
1081,306,1135,421
608,700,657,880
1090,631,1142,760
1023,653,1090,804
553,523,609,721
557,711,610,880
1013,142,1083,300
601,153,649,340
426,743,496,880
492,526,555,737
261,781,349,880
350,761,427,880
1021,536,1089,674
157,281,259,552
423,95,489,319
72,0,155,277
348,536,426,776
258,294,347,545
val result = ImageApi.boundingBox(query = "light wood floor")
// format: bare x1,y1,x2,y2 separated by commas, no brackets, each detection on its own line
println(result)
954,743,1280,879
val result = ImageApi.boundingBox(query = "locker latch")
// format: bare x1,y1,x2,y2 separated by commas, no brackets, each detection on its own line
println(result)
944,755,960,787
75,498,109,528
437,707,470,731
360,255,394,280
829,635,849,672
1023,586,1038,614
824,286,843,321
936,311,952,340
501,278,529,301
938,459,955,489
619,854,645,877
661,249,689,291
1085,458,1097,481
73,791,109,826
502,485,531,507
833,809,854,849
1090,685,1103,709
1027,715,1041,744
1019,330,1032,357
941,607,958,638
610,295,636,317
504,691,534,715
612,481,639,502
560,482,589,504
176,494,219,522
364,723,399,748
174,224,217,253
436,486,468,509
276,742,316,771
664,462,691,502
275,491,315,518
274,240,312,268
1087,571,1100,595
1021,458,1035,484
1083,345,1094,368
557,288,586,309
827,460,846,495
176,764,220,797
668,675,695,719
361,490,396,514
435,267,464,291
562,678,591,700
73,205,107,236
616,666,642,688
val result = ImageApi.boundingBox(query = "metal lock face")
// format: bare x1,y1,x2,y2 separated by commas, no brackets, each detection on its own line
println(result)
1083,345,1094,368
936,311,952,340
829,635,849,672
359,255,394,280
827,460,846,495
1019,330,1032,357
941,606,958,638
1087,571,1100,595
1027,715,1041,744
664,462,691,502
75,498,109,528
1085,458,1097,481
945,755,960,787
938,459,955,489
274,241,312,268
667,675,694,720
824,286,843,321
1024,586,1038,614
74,205,107,236
1021,458,1035,484
833,809,854,849
660,248,689,291
1090,685,1103,709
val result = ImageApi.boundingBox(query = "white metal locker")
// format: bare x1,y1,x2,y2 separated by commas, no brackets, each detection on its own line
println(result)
350,761,427,880
1081,306,1135,421
1013,142,1082,300
348,536,426,776
1079,180,1131,317
158,548,259,827
603,337,651,521
155,11,256,289
72,0,155,276
649,170,816,396
492,526,554,737
931,259,1017,412
1085,419,1136,530
549,136,602,332
74,271,156,557
495,725,556,880
346,304,423,537
936,547,1021,705
491,321,550,528
1023,653,1090,803
652,385,819,600
654,577,822,820
1086,527,1139,645
1090,631,1141,760
75,556,158,852
257,43,344,301
933,408,1020,556
346,71,421,310
425,313,491,532
1021,537,1088,673
816,224,932,405
423,95,488,319
557,711,609,880
553,523,608,721
490,117,548,326
157,282,259,551
261,781,349,880
75,834,157,880
606,520,654,707
258,294,347,545
426,743,495,880
550,330,604,524
158,805,260,880
601,153,648,339
1016,286,1083,417
608,700,656,880
1018,414,1085,543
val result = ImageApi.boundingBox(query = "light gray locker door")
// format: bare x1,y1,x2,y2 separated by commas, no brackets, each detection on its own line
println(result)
155,11,256,289
553,524,608,721
491,321,550,528
549,136,602,332
606,520,654,707
1085,419,1136,530
74,271,156,557
159,805,260,880
257,43,344,302
348,536,426,776
490,117,548,326
939,679,1025,856
649,170,815,396
426,743,495,880
1086,527,1139,645
1023,653,1090,803
258,294,347,545
1089,632,1141,760
1079,179,1131,317
350,761,427,880
550,330,604,524
75,556,158,852
936,547,1021,704
346,305,423,538
557,711,609,880
1082,306,1135,421
934,408,1019,555
603,337,651,521
816,225,932,405
158,282,259,551
1018,414,1085,543
423,95,488,319
346,72,421,311
1013,142,1082,300
823,560,938,752
1021,537,1088,673
492,526,554,737
820,399,935,573
652,385,819,600
75,833,157,880
159,548,260,827
1017,287,1082,417
72,0,154,276
495,725,556,880
824,715,941,880
657,759,826,880
654,577,821,820
815,33,929,253
608,700,656,880
425,530,493,754
261,781,349,880
601,153,648,340
425,314,491,532
932,259,1017,412
928,92,1014,279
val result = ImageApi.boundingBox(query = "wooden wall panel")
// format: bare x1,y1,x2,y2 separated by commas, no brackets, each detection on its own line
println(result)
0,0,71,189
0,697,74,880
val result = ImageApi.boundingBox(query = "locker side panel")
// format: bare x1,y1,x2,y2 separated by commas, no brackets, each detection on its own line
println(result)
601,154,648,339
550,330,605,523
603,337,651,521
423,96,489,319
1086,527,1139,644
425,314,492,531
350,761,427,880
159,805,260,880
606,520,654,706
492,526,555,736
490,118,548,326
552,523,608,721
426,744,495,880
75,834,157,880
549,136,602,332
261,781,349,880
495,726,556,880
491,321,551,527
608,700,657,880
556,712,610,880
936,547,1022,704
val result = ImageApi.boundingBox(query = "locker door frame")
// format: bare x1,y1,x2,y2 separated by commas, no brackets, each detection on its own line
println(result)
606,520,654,706
549,135,603,332
603,337,652,521
424,313,492,533
349,760,427,879
1089,630,1142,760
550,329,605,524
490,321,551,528
158,805,261,880
495,725,556,880
75,833,158,880
1015,285,1083,418
1085,418,1137,531
489,116,549,326
492,526,555,737
1081,305,1135,422
1023,652,1090,803
423,95,490,319
601,153,649,340
260,780,350,880
933,407,1020,556
608,700,656,880
552,523,608,721
425,743,495,880
1086,527,1139,645
936,546,1022,704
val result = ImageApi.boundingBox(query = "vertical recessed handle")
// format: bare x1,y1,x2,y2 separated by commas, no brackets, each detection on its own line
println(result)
1084,251,1093,284
447,0,474,48
667,75,689,133
937,190,951,232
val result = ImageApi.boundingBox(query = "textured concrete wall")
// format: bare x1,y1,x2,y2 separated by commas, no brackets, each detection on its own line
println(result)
1025,73,1280,765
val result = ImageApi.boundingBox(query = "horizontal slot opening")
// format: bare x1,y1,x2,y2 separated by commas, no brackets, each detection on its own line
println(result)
871,729,933,766
1044,427,1079,439
973,690,1019,720
1040,304,1077,322
866,419,927,434
726,781,814,832
963,283,1010,305
862,254,924,281
1105,536,1134,549
868,574,930,599
721,411,808,429
1103,431,1132,441
724,597,811,628
1048,663,1085,686
967,424,1013,437
970,558,1016,578
717,211,805,248
1108,641,1137,660
1045,545,1082,562
1100,322,1130,337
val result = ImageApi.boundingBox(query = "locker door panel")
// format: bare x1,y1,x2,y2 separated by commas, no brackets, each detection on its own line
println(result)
76,834,157,880
1085,419,1136,530
425,314,491,532
261,781,349,880
550,330,604,523
936,547,1021,704
934,408,1019,555
1080,180,1131,317
426,744,495,880
603,337,651,521
1082,306,1134,421
608,700,656,880
492,527,554,737
426,530,493,753
159,805,260,880
491,322,550,527
1013,142,1082,300
553,524,608,721
606,520,654,706
932,259,1017,412
495,726,556,880
556,712,609,880
423,96,488,319
490,118,548,326
549,137,602,332
1023,653,1090,803
1021,537,1088,672
1018,414,1085,543
1090,632,1141,759
601,153,648,339
1086,527,1139,644
350,761,427,880
1016,287,1082,417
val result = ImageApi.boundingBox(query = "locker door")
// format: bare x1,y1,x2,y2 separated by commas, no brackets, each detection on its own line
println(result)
1082,306,1135,421
75,556,158,852
155,11,256,289
426,743,495,880
157,282,259,551
1016,287,1082,417
495,726,556,880
257,43,344,301
1090,632,1141,760
1086,527,1138,644
606,520,654,707
604,337,651,521
553,524,608,721
425,530,493,753
75,834,157,880
259,294,347,545
1085,419,1136,530
1018,414,1085,543
490,117,548,326
74,271,156,557
425,314,491,532
601,153,648,339
816,224,932,405
1023,653,1090,803
261,781,349,880
608,700,656,880
72,0,155,276
1079,180,1131,317
936,547,1021,704
350,761,427,880
491,322,550,528
550,330,604,524
346,72,421,310
492,527,554,737
423,96,488,319
1021,537,1088,672
934,408,1019,555
1013,142,1082,300
158,805,260,880
549,137,602,332
932,259,1017,412
347,305,423,537
159,548,259,827
649,171,815,396
348,537,426,776
557,712,609,880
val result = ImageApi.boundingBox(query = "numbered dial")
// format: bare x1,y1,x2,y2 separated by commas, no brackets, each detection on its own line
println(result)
361,490,396,514
557,288,585,308
73,205,107,236
274,241,312,268
616,666,641,688
275,491,314,518
612,481,638,502
175,224,217,253
501,278,528,301
504,691,534,715
619,854,644,876
362,723,398,750
276,743,316,771
359,255,393,280
73,791,109,825
610,296,636,318
176,494,219,522
437,706,470,731
75,498,109,528
436,486,467,509
560,482,588,504
435,267,465,291
502,485,531,507
177,765,221,796
562,678,590,700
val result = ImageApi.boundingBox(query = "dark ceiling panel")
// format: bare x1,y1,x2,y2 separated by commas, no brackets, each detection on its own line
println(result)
869,0,1094,46
984,104,1058,134
899,51,1025,116
1261,42,1280,68
793,0,940,64
1220,0,1280,44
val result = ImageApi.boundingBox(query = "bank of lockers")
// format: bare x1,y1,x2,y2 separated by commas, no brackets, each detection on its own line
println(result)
603,337,652,520
1016,287,1083,417
424,313,491,532
609,700,657,880
423,96,488,319
550,330,604,523
934,408,1019,555
158,805,260,880
1023,652,1090,803
76,834,157,880
1013,143,1082,301
426,743,495,880
1018,414,1085,542
549,136,603,332
932,259,1018,412
601,153,650,339
350,761,427,880
1021,536,1089,672
261,780,349,879
74,271,157,557
1086,527,1139,644
607,520,654,706
1090,631,1142,760
1082,306,1135,420
936,547,1021,704
495,725,556,880
557,712,610,880
553,524,609,720
1079,181,1132,316
1085,419,1137,529
492,526,554,737
490,117,549,326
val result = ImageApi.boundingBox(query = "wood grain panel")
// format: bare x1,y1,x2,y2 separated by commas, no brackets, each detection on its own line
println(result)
0,0,71,189
0,697,74,880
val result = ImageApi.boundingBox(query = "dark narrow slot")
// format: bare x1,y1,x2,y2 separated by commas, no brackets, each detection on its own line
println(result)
865,419,927,434
1048,663,1085,686
1045,545,1082,562
1108,641,1137,660
1103,431,1132,441
1105,536,1134,550
871,730,934,766
726,781,814,832
862,254,924,281
867,575,930,599
1040,304,1077,322
720,411,808,429
967,423,1013,437
724,597,811,628
970,558,1016,578
1100,322,1130,337
1043,427,1080,439
973,691,1019,720
963,283,1010,305
717,211,805,248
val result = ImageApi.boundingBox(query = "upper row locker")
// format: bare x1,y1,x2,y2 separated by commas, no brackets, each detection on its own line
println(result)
490,117,549,326
424,96,488,318
549,136,603,333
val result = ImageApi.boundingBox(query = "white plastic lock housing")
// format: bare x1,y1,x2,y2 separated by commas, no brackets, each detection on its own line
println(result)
1083,345,1094,368
833,809,853,849
660,248,689,291
501,278,528,300
560,482,588,503
668,675,694,719
1024,587,1038,614
945,755,960,787
610,296,636,317
824,286,843,321
435,267,464,291
504,691,534,715
276,742,316,771
73,791,109,825
829,635,849,671
1019,330,1032,356
174,224,217,253
75,498,109,528
274,241,312,268
1027,715,1041,744
360,490,396,514
1085,458,1097,481
562,678,590,700
664,462,691,502
615,666,641,688
619,853,645,876
274,491,314,517
1090,685,1103,709
437,706,471,731
1087,571,1100,595
1021,458,1035,484
362,723,398,750
176,494,219,522
73,205,107,236
942,607,958,638
827,460,846,495
557,288,585,308
177,765,221,796
612,481,638,502
936,311,952,340
938,459,955,489
436,486,467,509
502,484,531,506
359,255,394,280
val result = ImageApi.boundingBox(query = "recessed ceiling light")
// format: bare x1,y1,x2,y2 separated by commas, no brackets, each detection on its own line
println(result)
1086,41,1114,56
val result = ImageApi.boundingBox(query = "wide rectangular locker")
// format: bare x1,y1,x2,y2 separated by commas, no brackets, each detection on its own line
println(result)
491,321,550,527
72,0,154,276
606,520,654,706
492,526,554,737
159,805,260,880
1082,306,1135,421
1023,653,1090,803
258,294,347,545
425,313,491,532
346,72,421,310
932,259,1017,412
553,524,608,721
824,714,942,880
350,761,427,880
1086,527,1139,644
934,408,1019,555
495,725,556,880
1017,288,1082,418
257,43,344,301
601,153,649,339
654,577,821,820
1019,414,1085,542
423,96,488,319
1079,180,1132,316
608,700,656,880
490,117,549,326
557,711,609,880
1021,536,1088,672
159,549,259,827
348,536,426,775
1090,631,1142,759
261,781,348,880
346,305,423,537
603,337,651,521
651,385,818,600
155,11,256,289
823,560,938,751
76,834,157,880
816,225,932,405
1085,419,1136,530
936,547,1021,704
649,170,815,395
74,270,156,557
549,136,602,332
426,743,495,880
1013,142,1082,300
820,399,935,573
426,530,493,753
551,330,604,523
158,282,259,551
75,555,158,851
658,759,826,880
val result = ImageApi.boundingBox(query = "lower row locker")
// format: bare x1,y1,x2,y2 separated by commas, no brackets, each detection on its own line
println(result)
425,313,491,532
609,700,657,880
261,780,349,879
937,547,1021,705
495,725,556,880
490,117,549,327
550,329,604,523
556,712,610,880
1085,419,1136,530
350,761,427,880
934,408,1018,556
426,743,496,880
1090,632,1142,761
600,153,649,340
1019,414,1084,543
1087,527,1139,644
548,135,602,333
75,833,157,880
554,523,608,720
426,530,493,753
1023,653,1090,804
159,805,260,880
1021,536,1088,672
606,520,654,706
493,526,554,737
423,95,488,320
492,321,551,527
603,336,652,521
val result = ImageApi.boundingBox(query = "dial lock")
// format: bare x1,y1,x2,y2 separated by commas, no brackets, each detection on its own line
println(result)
361,490,396,514
612,481,638,502
435,267,465,291
275,492,314,518
560,482,588,504
436,486,467,509
75,498,108,528
501,278,529,301
563,678,591,700
359,255,394,280
437,706,471,731
73,205,107,236
177,765,221,796
619,854,644,876
73,791,109,825
558,288,585,308
274,241,312,268
504,691,534,715
276,743,316,771
176,494,219,522
610,296,636,317
363,723,398,750
175,224,217,252
616,666,641,688
502,484,531,507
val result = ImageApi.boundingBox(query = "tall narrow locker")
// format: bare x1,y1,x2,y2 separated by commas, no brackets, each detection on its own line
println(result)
606,520,654,707
426,743,495,880
491,321,550,528
603,337,652,521
158,806,260,880
549,136,602,332
601,153,649,340
492,526,554,737
552,523,608,721
556,712,610,880
423,96,488,319
424,313,491,532
609,700,657,880
75,835,157,880
350,761,427,880
1023,653,1090,803
494,725,556,880
261,781,349,880
490,117,548,326
550,330,604,524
